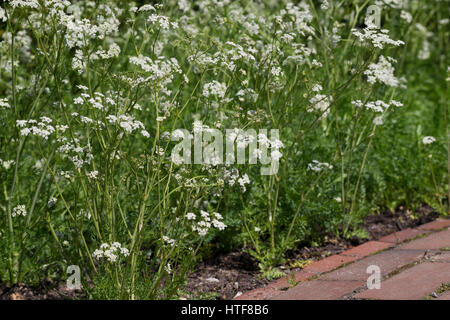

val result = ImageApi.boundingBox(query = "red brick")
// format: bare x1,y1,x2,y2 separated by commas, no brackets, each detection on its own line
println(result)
321,249,424,281
234,287,279,300
436,292,450,300
417,218,450,231
356,262,450,300
378,228,429,244
268,270,316,290
271,280,361,300
303,254,357,274
431,251,450,262
340,241,394,258
396,229,450,251
234,270,317,300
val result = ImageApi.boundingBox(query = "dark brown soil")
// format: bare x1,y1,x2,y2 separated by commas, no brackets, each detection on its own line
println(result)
184,204,440,300
0,279,82,300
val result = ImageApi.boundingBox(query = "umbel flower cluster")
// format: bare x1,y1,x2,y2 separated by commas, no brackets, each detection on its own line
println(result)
92,242,130,263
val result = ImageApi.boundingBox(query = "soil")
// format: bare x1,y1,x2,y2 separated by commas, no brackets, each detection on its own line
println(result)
0,279,82,300
0,204,440,300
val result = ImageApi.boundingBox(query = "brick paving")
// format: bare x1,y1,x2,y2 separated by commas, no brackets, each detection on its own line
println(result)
235,219,450,300
355,262,450,300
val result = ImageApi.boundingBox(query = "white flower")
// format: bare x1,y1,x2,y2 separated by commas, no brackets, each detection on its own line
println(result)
373,116,384,126
186,212,196,220
0,98,10,109
308,160,333,172
212,219,226,231
191,210,227,236
162,236,176,246
202,81,227,99
47,197,57,207
120,248,130,257
1,159,14,170
92,242,129,262
9,0,39,9
422,136,436,145
352,25,404,49
271,150,283,161
12,205,27,217
138,4,156,12
312,84,323,92
238,174,250,192
364,56,399,87
308,94,333,118
400,10,412,24
0,7,6,22
418,39,430,60
86,170,99,179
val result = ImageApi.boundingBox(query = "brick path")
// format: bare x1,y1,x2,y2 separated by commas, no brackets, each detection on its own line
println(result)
235,218,450,300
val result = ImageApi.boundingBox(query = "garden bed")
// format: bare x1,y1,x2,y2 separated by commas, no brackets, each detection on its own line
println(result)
184,205,439,300
0,205,440,300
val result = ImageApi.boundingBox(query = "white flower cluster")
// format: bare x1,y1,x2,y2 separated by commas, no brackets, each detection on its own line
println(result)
422,136,436,145
47,197,57,207
308,94,333,119
0,159,15,170
0,8,6,22
86,170,99,180
92,242,129,263
9,0,39,9
236,88,257,103
17,117,55,140
352,26,404,49
308,160,333,172
415,24,433,60
223,129,284,166
0,98,10,109
187,210,226,237
12,205,27,217
187,52,220,71
281,2,314,36
72,44,121,74
320,0,329,11
364,56,400,87
147,13,179,30
162,236,176,247
1,30,33,62
129,55,181,88
237,174,251,192
400,10,413,24
373,116,384,126
352,99,403,113
106,114,150,138
202,81,227,99
375,0,407,9
62,10,120,49
57,137,93,169
73,89,115,112
224,41,256,64
130,4,156,13
59,170,73,179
